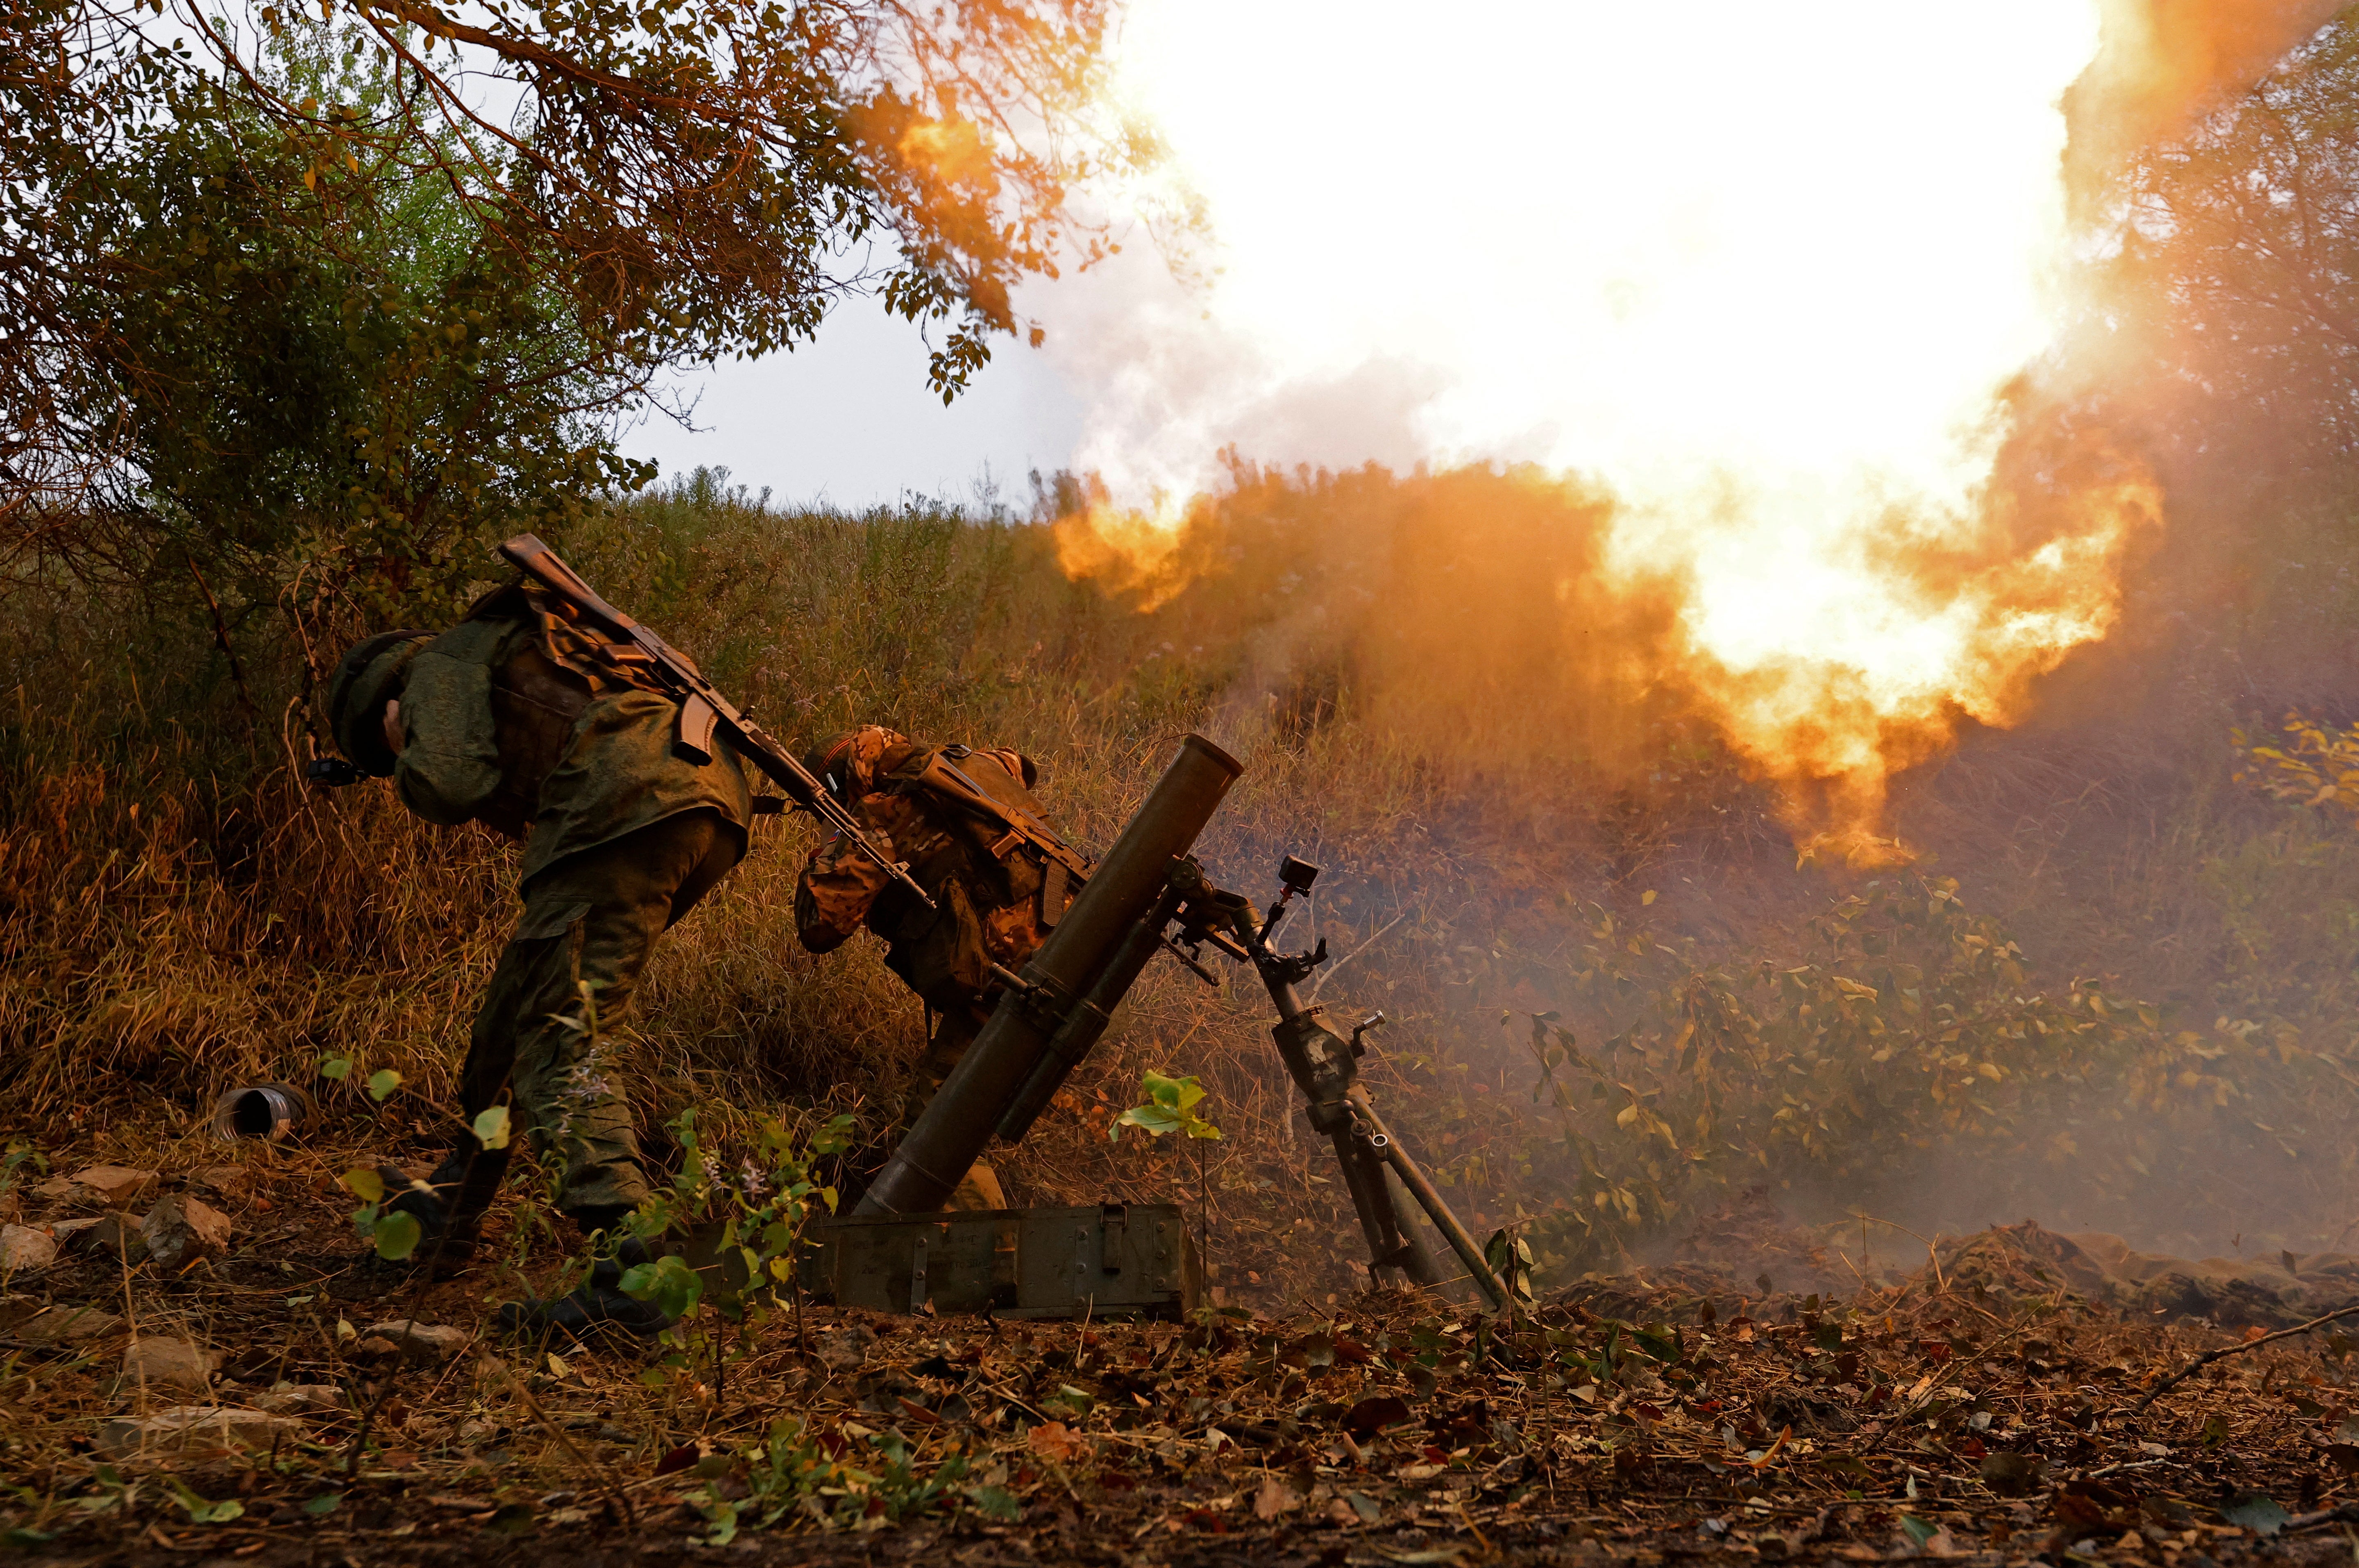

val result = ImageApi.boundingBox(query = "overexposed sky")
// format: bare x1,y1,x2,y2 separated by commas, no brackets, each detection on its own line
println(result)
622,297,1087,512
624,0,2100,518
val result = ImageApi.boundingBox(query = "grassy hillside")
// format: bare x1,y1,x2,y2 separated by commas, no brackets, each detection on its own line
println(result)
5,462,2358,1305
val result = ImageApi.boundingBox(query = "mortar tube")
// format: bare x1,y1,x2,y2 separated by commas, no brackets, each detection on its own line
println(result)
855,734,1243,1216
994,885,1185,1143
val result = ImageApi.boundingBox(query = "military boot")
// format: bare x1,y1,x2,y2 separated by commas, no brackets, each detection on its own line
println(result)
376,1150,506,1276
494,1286,674,1340
572,1205,655,1289
494,1206,673,1341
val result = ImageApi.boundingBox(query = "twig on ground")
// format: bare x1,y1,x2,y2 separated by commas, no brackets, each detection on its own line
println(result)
1849,1212,1947,1295
2134,1302,2359,1412
2282,1502,2359,1534
1860,1316,2043,1456
491,1354,640,1529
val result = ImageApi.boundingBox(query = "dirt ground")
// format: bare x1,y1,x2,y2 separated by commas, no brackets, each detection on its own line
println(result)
9,1148,2359,1568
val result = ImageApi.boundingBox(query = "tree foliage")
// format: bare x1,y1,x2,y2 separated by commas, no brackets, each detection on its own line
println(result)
2236,711,2359,817
0,0,1155,626
2082,12,2359,702
48,27,646,622
2115,15,2359,453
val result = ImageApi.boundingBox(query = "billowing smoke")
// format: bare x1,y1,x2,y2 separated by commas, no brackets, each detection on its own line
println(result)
1043,3,2216,851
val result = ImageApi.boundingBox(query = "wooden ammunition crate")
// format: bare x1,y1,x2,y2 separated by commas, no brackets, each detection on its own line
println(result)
799,1204,1199,1319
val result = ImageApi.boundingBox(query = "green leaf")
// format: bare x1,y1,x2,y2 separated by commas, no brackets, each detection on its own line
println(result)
485,1502,537,1536
472,1105,511,1151
699,1495,740,1545
966,1485,1021,1521
372,1209,421,1261
1111,1071,1222,1143
318,1056,352,1080
340,1167,385,1203
618,1253,703,1320
1141,1069,1192,1110
166,1480,245,1524
303,1493,342,1516
2223,1493,2290,1537
366,1068,404,1101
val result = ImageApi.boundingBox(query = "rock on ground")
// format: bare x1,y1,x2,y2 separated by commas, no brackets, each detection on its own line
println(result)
70,1212,147,1265
0,1224,57,1274
358,1320,472,1365
817,1323,878,1371
97,1406,304,1457
120,1336,217,1393
140,1194,231,1271
254,1384,345,1414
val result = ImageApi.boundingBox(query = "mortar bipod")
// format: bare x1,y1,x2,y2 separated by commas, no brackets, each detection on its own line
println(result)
1167,857,1512,1310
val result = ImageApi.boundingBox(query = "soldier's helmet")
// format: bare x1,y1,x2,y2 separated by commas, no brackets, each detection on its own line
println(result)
325,629,433,777
804,726,910,801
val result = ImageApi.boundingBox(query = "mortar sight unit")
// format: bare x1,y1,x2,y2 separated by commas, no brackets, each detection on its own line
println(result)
851,734,1509,1309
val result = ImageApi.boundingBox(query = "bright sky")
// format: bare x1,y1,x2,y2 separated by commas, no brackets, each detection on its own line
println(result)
622,303,1085,512
627,1,2100,521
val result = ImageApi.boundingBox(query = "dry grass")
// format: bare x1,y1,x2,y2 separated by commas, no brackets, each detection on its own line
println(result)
7,463,2359,1297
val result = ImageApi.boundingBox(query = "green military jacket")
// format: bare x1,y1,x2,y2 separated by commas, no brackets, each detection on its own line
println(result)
394,605,752,887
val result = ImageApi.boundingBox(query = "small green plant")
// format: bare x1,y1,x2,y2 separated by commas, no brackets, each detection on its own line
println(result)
1109,1070,1223,1144
620,1109,853,1315
66,1466,138,1520
331,1089,508,1263
0,1143,46,1205
336,1167,420,1262
1484,1225,1538,1309
606,1106,855,1409
315,1054,402,1103
685,1418,1011,1542
162,1479,244,1525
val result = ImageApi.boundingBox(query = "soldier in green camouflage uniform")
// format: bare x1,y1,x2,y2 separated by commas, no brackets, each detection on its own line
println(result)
326,581,751,1323
794,726,1080,1208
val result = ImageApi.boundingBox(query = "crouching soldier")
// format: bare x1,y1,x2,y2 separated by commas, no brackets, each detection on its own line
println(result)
324,579,753,1335
793,726,1085,1209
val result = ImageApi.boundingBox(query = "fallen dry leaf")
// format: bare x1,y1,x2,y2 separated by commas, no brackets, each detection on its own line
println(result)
1026,1420,1084,1464
1253,1477,1300,1520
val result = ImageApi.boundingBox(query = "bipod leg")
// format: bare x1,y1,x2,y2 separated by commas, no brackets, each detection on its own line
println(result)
1379,1165,1449,1292
1346,1086,1510,1309
1326,1127,1417,1289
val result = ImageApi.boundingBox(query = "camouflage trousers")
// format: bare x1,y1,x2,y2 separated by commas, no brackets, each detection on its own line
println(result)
437,809,738,1226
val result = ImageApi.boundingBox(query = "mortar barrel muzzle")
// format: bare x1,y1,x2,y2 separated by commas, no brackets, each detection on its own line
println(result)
854,734,1243,1216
